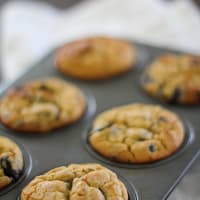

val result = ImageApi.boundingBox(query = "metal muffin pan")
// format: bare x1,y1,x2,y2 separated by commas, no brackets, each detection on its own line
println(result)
0,42,199,200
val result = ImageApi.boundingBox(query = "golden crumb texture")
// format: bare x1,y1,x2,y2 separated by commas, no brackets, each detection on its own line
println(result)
0,136,23,189
21,163,128,200
0,78,86,133
55,36,136,80
142,54,200,105
89,104,185,163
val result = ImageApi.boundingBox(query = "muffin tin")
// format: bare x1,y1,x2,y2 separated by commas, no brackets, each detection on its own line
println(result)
0,41,199,200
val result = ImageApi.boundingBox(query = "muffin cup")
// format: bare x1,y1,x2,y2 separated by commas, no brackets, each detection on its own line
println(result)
0,89,96,136
17,165,139,200
0,135,32,196
83,118,195,169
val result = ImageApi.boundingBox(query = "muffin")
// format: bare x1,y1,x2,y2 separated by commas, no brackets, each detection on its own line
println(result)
0,78,86,133
89,104,185,163
55,36,136,80
142,54,200,105
21,163,128,200
0,136,23,189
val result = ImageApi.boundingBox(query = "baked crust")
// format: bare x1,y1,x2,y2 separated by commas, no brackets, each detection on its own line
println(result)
142,54,200,105
55,36,136,80
0,78,86,133
0,136,23,189
89,104,185,163
21,163,128,200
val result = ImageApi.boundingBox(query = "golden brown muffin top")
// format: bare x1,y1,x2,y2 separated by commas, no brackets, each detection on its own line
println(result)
0,78,86,133
0,136,23,189
89,104,185,163
55,36,136,80
21,163,128,200
142,54,200,104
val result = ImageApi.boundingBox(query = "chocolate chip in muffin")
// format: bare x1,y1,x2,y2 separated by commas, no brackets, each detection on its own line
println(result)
169,88,182,103
38,84,54,92
0,157,22,181
148,144,157,153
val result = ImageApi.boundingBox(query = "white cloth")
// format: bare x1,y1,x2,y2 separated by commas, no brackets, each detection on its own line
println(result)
1,1,200,199
2,0,200,81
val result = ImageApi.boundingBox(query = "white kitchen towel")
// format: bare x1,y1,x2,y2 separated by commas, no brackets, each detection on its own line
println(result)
1,1,200,199
2,0,200,81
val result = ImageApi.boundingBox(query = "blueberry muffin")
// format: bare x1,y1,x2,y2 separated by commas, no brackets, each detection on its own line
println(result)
0,136,23,189
55,36,136,80
21,163,128,200
142,54,200,105
0,78,86,133
89,104,185,163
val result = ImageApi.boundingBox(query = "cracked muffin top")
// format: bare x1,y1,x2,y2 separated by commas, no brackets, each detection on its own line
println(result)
89,104,185,163
142,54,200,105
55,36,136,80
0,78,86,133
21,163,128,200
0,136,23,189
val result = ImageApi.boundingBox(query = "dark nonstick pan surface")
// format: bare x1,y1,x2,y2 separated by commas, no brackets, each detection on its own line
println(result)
0,42,199,200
